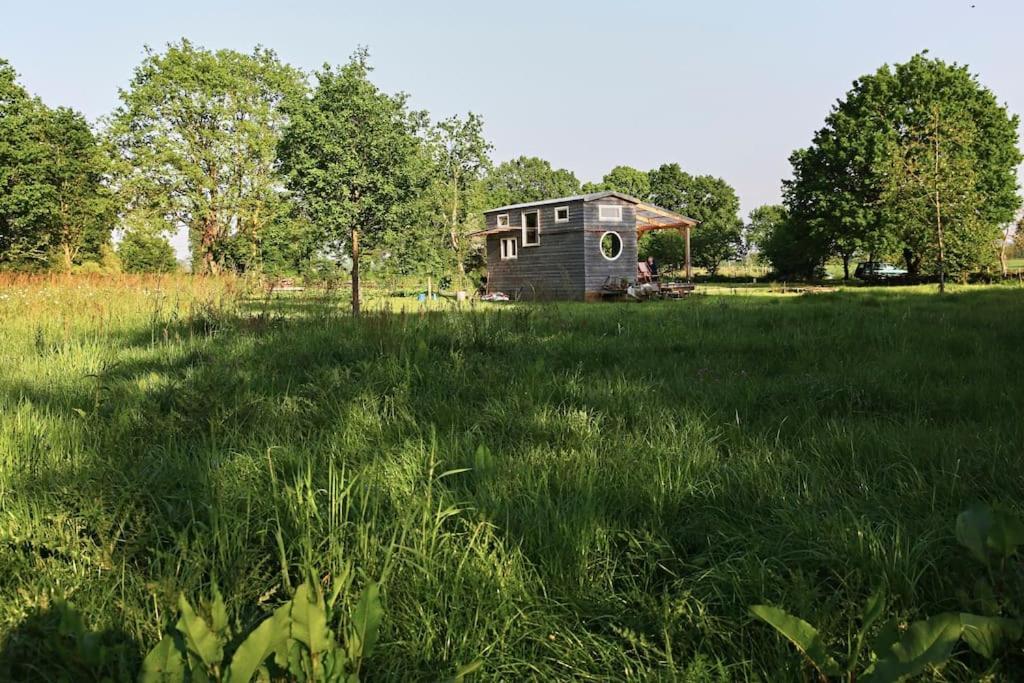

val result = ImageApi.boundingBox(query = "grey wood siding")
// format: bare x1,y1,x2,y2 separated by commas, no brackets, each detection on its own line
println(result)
479,195,641,301
582,198,638,294
483,200,586,300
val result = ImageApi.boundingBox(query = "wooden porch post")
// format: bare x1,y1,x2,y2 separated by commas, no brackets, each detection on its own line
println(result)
683,226,692,282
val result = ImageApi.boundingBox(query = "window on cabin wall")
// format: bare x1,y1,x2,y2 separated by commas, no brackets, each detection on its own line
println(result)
600,231,622,261
522,210,540,246
500,237,518,260
496,214,509,228
554,206,569,223
598,205,623,222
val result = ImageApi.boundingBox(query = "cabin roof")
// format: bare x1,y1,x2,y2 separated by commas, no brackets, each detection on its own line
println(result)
473,191,698,237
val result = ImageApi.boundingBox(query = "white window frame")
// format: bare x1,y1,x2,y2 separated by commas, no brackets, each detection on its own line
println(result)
521,210,540,246
554,205,569,223
598,205,623,222
599,231,623,261
500,237,518,260
496,213,510,228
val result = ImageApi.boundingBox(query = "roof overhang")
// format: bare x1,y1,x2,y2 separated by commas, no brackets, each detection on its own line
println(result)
474,191,699,236
468,225,518,237
634,202,699,232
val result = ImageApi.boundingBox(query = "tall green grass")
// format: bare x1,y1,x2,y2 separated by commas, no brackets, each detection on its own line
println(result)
1,274,1022,679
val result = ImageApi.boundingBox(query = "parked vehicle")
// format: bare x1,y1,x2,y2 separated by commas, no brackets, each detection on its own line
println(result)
854,261,908,281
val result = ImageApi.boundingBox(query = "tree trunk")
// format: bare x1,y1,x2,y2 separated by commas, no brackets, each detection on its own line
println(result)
351,227,361,317
999,221,1012,277
449,178,465,281
842,253,851,281
200,212,221,275
934,134,945,294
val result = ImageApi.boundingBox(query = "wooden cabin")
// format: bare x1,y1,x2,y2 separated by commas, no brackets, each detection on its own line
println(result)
473,191,698,301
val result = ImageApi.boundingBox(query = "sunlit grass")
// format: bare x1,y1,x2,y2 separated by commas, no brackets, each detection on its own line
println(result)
1,274,1023,679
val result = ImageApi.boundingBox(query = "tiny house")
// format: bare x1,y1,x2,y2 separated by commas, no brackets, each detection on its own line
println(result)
474,191,698,301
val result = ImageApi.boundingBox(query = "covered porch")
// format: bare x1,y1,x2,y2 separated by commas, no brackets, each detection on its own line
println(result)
634,201,699,282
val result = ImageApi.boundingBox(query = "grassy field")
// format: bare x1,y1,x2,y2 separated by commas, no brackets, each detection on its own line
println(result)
1,274,1023,680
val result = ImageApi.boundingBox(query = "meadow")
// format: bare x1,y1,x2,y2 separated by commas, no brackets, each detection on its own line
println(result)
1,274,1023,680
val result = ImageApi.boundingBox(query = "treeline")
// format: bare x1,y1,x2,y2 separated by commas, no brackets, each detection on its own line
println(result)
0,40,749,283
1,45,1019,285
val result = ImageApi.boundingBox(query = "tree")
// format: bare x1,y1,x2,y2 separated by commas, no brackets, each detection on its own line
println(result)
108,40,306,275
117,228,178,273
648,164,743,276
278,49,422,316
45,108,117,270
0,59,114,270
425,113,492,282
583,165,651,199
745,205,789,264
638,230,686,271
0,59,56,268
884,101,980,291
786,53,1021,280
482,156,580,207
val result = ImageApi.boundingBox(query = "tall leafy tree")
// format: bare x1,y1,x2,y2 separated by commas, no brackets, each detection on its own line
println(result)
108,40,306,274
482,156,580,207
785,53,1021,279
648,164,743,276
0,59,114,270
45,108,117,270
278,49,422,315
0,59,56,267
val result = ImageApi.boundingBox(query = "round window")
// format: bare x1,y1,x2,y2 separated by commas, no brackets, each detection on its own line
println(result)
600,231,622,261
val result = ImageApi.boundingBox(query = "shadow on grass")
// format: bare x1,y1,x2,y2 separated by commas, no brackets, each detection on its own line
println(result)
3,286,1024,677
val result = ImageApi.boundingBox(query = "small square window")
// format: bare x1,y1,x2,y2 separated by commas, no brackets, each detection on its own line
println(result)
554,206,569,223
500,237,518,260
522,210,540,246
598,205,623,222
496,214,509,228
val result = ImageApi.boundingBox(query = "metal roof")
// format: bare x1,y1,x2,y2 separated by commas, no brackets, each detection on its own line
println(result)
484,191,636,214
480,191,698,229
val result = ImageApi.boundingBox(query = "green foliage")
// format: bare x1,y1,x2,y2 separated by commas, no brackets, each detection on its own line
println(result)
419,112,493,283
744,204,787,264
278,49,423,310
753,504,1024,680
108,39,307,275
584,165,651,199
759,209,830,279
0,58,114,270
648,164,743,275
482,156,581,207
785,52,1022,280
638,230,686,270
117,228,179,273
748,605,841,677
140,580,384,682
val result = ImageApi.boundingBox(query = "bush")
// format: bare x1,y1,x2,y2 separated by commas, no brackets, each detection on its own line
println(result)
117,230,179,273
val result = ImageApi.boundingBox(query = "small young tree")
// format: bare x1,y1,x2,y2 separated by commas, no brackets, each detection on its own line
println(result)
426,113,492,284
278,49,422,316
884,101,981,291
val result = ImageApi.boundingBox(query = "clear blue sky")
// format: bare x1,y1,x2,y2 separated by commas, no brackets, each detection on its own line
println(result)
3,0,1021,256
